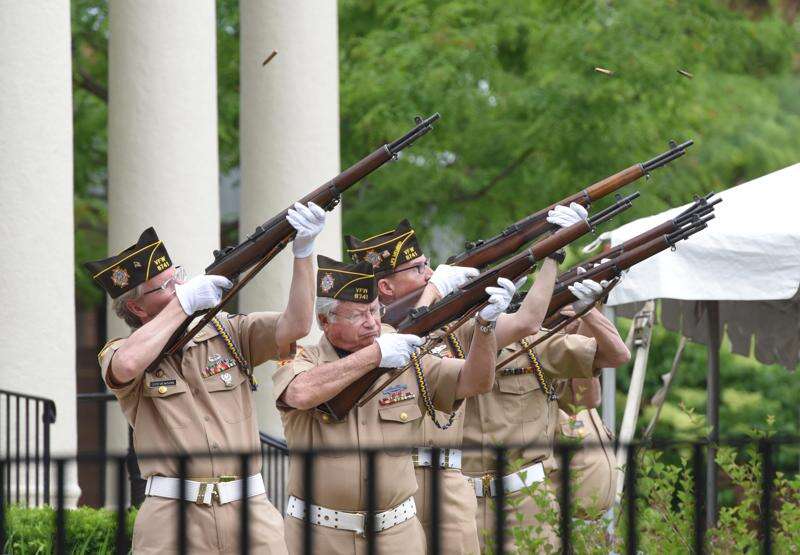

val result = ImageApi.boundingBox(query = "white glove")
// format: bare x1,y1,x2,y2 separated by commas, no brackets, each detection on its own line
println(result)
478,277,517,322
546,202,588,228
375,334,425,368
174,275,233,315
568,278,609,312
429,264,479,297
287,202,326,258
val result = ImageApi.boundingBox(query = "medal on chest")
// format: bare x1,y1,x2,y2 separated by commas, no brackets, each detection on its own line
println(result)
202,353,237,378
379,383,416,406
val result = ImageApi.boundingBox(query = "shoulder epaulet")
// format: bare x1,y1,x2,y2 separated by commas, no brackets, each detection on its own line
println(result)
97,337,125,365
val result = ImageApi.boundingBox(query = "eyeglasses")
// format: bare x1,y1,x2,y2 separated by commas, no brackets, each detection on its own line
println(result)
331,304,387,325
391,260,430,277
142,266,186,296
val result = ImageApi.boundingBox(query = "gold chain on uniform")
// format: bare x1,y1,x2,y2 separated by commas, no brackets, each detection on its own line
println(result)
410,331,463,431
520,337,557,401
211,317,258,391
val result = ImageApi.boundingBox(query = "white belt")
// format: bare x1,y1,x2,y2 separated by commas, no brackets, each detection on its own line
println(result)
412,447,462,470
468,462,546,497
286,495,416,536
145,474,265,506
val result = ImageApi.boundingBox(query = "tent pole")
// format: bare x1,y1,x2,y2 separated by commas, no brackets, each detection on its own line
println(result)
706,300,721,527
601,306,617,431
601,305,617,534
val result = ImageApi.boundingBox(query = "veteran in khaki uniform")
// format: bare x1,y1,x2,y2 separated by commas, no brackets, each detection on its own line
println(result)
273,255,511,554
463,281,630,552
86,203,326,554
344,209,584,554
345,220,481,554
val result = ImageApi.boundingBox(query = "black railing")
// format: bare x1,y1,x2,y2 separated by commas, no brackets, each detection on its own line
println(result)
0,389,56,507
76,393,291,510
2,435,796,554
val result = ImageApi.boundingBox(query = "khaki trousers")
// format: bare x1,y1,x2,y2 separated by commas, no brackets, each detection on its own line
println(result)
285,513,425,554
474,480,560,553
413,467,480,555
132,494,288,554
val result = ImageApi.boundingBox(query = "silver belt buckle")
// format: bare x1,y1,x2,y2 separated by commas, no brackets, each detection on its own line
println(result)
195,482,215,505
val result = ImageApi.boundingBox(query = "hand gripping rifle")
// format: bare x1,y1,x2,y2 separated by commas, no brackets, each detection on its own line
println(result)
146,113,441,372
319,192,640,419
382,140,694,326
499,201,717,365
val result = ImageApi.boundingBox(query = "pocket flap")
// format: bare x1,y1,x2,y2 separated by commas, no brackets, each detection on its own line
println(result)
378,403,422,423
496,373,540,395
204,367,247,393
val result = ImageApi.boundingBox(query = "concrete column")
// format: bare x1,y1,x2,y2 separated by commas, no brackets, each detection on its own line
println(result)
239,1,342,438
105,0,220,503
0,0,79,506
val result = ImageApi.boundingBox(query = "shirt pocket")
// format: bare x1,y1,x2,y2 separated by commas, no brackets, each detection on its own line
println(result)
143,376,191,429
495,373,543,423
203,366,252,424
378,402,422,456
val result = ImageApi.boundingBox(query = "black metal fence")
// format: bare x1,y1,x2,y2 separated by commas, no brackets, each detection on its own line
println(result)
0,389,57,507
2,389,797,553
2,435,797,554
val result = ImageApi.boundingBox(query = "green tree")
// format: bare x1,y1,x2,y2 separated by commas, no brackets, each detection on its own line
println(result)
338,0,800,260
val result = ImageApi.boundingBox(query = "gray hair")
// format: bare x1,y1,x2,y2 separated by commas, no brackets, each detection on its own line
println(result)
315,297,339,324
111,284,146,329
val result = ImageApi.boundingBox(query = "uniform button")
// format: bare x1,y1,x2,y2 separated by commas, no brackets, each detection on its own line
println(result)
321,414,330,423
427,440,434,447
204,415,210,422
399,412,408,422
361,420,366,426
212,443,219,450
192,388,199,395
156,370,165,378
158,386,167,395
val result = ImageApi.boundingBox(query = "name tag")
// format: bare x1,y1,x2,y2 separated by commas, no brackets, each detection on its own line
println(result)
150,379,177,388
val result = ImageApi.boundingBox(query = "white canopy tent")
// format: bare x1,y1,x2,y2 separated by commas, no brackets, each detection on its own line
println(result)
602,162,800,521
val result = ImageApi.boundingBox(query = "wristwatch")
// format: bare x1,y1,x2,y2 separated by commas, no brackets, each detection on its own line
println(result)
547,249,566,264
475,314,496,334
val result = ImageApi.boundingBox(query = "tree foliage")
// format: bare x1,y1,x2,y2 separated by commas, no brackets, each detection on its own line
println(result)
338,0,800,260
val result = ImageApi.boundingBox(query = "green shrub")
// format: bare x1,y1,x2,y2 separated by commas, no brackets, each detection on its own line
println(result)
3,505,136,555
485,433,800,553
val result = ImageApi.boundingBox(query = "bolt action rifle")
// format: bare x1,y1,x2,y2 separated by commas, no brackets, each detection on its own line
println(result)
382,140,693,327
319,192,640,419
146,113,441,372
497,201,717,365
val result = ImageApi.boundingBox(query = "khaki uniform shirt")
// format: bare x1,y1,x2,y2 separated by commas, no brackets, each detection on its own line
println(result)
551,407,617,515
416,322,476,449
100,311,287,478
462,330,597,476
273,325,464,512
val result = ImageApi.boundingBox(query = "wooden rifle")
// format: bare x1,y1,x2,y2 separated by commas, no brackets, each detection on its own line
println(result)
382,139,694,326
320,192,640,419
146,113,441,372
504,202,717,349
556,193,720,284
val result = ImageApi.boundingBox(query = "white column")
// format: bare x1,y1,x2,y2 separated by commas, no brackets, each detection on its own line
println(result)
105,0,220,502
0,1,79,506
239,1,342,438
